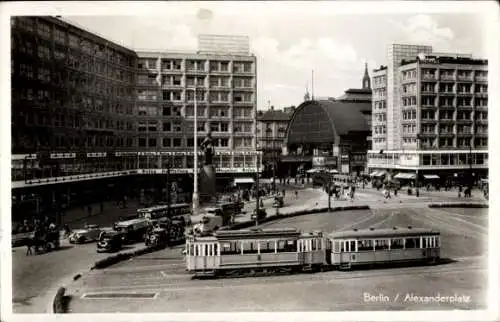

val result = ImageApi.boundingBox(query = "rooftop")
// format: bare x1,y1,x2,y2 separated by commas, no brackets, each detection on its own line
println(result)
258,108,294,121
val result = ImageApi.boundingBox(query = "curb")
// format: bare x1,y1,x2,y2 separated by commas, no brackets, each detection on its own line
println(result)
428,202,488,208
91,243,176,270
231,205,371,230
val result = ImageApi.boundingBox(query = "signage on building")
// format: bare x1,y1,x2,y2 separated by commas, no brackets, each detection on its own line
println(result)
341,154,349,160
312,157,325,167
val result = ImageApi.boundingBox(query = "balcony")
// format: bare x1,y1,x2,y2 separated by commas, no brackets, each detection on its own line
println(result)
474,76,487,82
474,92,488,98
457,91,473,97
439,75,455,81
422,74,437,80
439,91,455,96
457,75,473,82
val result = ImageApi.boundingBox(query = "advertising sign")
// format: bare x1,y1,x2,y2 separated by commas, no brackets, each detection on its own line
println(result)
312,157,325,167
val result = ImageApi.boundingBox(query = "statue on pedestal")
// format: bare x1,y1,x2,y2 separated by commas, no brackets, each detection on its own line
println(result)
200,131,214,166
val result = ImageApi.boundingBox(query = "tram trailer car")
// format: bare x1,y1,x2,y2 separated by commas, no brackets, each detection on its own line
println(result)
185,227,440,277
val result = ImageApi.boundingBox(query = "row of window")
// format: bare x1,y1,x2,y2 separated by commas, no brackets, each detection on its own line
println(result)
420,68,487,79
374,125,387,135
373,101,387,109
333,236,439,252
14,17,134,66
137,58,254,73
137,90,254,103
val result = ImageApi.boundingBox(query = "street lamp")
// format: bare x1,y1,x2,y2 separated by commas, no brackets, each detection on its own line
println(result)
192,87,199,216
415,134,422,190
469,143,473,189
255,145,261,226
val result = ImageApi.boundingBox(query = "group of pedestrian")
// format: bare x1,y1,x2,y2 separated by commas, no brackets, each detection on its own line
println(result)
24,216,59,256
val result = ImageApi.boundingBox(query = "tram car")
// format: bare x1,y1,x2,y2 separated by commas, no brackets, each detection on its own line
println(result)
185,227,440,277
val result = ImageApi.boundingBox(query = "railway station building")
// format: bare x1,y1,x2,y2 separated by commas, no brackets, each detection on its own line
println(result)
281,65,372,177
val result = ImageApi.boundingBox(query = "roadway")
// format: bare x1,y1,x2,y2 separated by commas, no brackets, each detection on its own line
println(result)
11,184,324,313
65,201,488,312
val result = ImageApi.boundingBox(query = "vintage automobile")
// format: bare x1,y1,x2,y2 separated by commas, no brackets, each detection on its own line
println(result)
145,227,168,246
273,195,284,208
68,224,102,244
251,208,267,221
97,231,125,253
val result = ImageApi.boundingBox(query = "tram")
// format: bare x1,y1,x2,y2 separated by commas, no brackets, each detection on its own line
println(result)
185,227,440,277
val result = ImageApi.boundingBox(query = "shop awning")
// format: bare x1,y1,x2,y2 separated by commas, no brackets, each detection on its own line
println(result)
370,171,386,177
423,174,440,180
328,169,339,174
394,173,416,180
234,178,254,184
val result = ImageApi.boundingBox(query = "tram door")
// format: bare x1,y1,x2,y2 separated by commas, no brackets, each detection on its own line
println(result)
339,240,351,265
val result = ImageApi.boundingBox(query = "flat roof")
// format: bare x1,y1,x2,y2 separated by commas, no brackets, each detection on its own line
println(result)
328,227,440,239
214,228,301,240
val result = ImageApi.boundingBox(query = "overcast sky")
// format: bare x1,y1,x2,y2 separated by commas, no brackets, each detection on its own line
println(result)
29,2,492,110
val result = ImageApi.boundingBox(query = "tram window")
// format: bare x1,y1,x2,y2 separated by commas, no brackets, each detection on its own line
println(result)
374,239,389,250
277,240,287,252
340,241,345,252
285,240,297,252
311,239,317,250
405,238,418,249
214,244,218,255
350,241,356,252
422,238,427,248
259,241,274,254
435,236,440,247
189,244,194,256
391,238,404,249
220,242,238,255
334,241,340,253
357,239,373,251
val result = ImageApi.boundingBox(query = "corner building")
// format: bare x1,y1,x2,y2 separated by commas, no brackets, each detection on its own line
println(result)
10,16,259,220
368,44,488,186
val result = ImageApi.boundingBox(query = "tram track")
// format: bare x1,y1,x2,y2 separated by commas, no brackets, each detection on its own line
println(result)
79,261,485,295
415,208,486,240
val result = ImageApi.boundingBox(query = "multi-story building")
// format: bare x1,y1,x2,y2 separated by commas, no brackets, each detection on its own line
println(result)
256,106,294,177
10,16,258,219
367,45,488,186
134,50,258,174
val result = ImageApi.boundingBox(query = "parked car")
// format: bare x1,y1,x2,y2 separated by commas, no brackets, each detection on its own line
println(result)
68,224,102,244
97,231,124,253
251,208,267,221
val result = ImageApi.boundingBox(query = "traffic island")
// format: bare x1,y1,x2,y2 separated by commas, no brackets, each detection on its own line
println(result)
52,287,66,313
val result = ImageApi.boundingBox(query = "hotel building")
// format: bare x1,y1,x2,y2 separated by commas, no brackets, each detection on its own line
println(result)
367,44,488,185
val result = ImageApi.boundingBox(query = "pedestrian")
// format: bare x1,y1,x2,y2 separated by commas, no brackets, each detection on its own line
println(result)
282,189,286,197
458,185,462,198
295,190,298,199
26,241,33,256
394,188,398,197
416,188,420,198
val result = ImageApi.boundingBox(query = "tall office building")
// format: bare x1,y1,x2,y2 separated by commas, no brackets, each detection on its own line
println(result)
368,45,488,185
134,50,258,172
10,16,258,219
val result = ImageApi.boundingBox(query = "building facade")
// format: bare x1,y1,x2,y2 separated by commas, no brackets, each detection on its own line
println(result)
256,106,294,177
281,65,373,176
11,16,259,219
367,47,488,186
134,51,258,174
